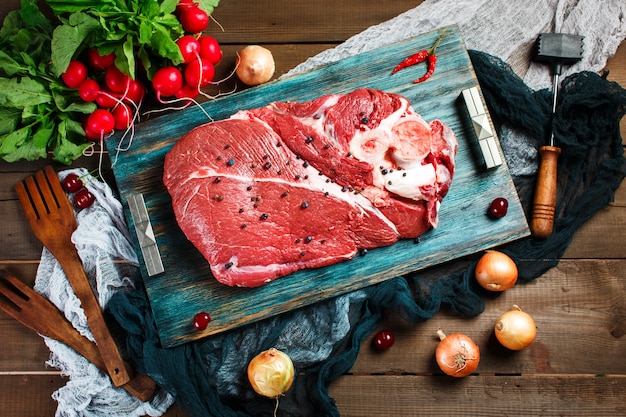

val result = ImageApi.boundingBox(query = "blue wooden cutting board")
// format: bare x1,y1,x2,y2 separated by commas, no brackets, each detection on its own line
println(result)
105,26,529,347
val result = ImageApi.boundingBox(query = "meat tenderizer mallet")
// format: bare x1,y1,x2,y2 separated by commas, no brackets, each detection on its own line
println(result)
531,32,583,238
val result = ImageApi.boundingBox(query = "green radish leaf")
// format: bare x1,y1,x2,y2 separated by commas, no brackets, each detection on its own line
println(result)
51,12,100,76
0,77,52,107
0,51,28,77
46,0,116,14
139,20,153,44
0,107,21,136
160,0,179,14
0,10,22,40
149,24,184,64
0,124,47,162
53,118,91,165
20,0,53,32
32,123,54,149
51,88,97,113
113,35,137,79
197,0,220,15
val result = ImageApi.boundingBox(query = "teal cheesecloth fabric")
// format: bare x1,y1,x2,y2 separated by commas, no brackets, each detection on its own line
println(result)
107,50,626,417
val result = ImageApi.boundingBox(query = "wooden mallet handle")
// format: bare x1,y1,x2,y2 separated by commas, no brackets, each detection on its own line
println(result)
531,145,561,238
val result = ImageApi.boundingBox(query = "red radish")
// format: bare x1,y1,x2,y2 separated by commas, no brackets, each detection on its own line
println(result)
184,57,214,88
175,83,200,100
83,120,101,139
78,79,101,102
87,49,115,71
175,0,196,15
112,103,133,130
152,66,184,98
176,35,201,64
123,79,145,104
180,6,209,33
105,66,131,93
62,60,88,88
198,35,222,64
95,89,119,108
86,109,115,136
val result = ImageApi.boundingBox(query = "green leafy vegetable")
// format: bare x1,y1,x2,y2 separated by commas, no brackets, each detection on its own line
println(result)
0,0,96,165
0,0,221,165
47,0,220,79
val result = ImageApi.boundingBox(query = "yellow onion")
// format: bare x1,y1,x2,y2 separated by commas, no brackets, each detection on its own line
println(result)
435,328,480,378
475,250,518,292
247,348,294,398
494,305,537,350
235,45,275,86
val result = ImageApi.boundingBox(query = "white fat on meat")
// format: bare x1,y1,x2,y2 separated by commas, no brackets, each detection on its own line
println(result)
347,97,437,202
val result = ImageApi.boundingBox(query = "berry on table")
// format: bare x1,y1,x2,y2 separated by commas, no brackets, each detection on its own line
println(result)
62,173,83,193
73,187,95,209
488,197,508,219
193,311,211,330
372,329,395,351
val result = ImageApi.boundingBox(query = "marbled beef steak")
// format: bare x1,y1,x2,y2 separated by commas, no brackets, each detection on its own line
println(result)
163,88,458,287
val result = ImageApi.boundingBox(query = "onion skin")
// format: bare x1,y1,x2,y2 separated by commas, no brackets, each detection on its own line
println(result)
494,305,537,350
475,250,518,292
247,348,294,398
236,45,275,86
435,328,480,378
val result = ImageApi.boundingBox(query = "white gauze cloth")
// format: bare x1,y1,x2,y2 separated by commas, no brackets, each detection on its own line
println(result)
35,0,625,416
34,168,175,417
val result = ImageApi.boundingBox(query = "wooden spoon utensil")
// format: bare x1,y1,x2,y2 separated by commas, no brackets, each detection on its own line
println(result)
0,269,157,401
14,166,131,387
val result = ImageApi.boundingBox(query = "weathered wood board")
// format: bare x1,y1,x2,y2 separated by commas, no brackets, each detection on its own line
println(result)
105,26,529,347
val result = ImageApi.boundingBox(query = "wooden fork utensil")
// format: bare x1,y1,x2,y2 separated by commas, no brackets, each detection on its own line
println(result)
14,166,131,387
0,269,157,401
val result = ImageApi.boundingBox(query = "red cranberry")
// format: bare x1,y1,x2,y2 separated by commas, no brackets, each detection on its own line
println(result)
372,330,395,351
488,197,508,219
73,188,95,209
62,173,84,193
192,311,211,330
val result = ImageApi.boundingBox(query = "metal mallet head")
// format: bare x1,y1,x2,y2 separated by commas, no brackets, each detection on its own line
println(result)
535,33,584,75
534,33,584,146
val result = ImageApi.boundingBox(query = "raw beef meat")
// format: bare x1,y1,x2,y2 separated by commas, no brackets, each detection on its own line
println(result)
163,88,457,287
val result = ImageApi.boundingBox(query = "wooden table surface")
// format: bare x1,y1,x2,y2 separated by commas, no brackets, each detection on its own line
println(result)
1,1,625,416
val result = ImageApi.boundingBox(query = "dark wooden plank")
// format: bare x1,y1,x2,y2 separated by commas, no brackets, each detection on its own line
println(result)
330,375,626,417
0,375,67,417
0,261,624,415
105,27,529,347
352,260,626,375
1,374,625,417
205,0,422,44
562,204,626,259
0,321,51,372
0,373,193,417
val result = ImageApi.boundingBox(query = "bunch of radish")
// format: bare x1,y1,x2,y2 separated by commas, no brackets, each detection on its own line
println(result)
59,0,223,140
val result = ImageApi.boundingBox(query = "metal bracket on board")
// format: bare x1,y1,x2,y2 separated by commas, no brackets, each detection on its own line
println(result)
127,193,164,276
460,86,502,170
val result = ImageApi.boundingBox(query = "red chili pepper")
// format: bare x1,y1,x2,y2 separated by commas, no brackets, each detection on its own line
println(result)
391,33,443,75
391,50,429,74
413,53,437,84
